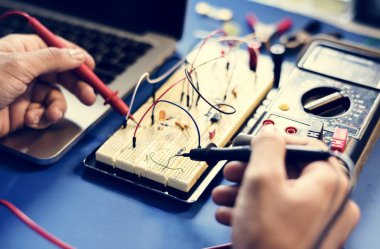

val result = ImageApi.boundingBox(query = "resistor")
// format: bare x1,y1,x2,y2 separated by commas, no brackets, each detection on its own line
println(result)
175,121,189,131
159,110,166,121
231,86,238,98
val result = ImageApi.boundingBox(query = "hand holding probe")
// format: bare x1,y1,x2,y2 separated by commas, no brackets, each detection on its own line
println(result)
0,10,136,121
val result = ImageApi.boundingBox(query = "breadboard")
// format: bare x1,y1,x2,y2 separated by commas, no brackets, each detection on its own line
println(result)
95,43,274,192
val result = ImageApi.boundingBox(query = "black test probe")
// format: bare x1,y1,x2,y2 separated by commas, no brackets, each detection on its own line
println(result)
181,134,354,175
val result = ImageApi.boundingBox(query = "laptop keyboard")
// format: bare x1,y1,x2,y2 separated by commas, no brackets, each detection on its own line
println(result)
0,7,152,84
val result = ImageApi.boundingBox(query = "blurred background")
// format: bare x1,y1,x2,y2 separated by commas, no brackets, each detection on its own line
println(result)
250,0,380,38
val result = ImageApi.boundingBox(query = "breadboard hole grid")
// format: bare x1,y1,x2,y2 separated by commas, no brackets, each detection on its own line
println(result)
96,43,273,192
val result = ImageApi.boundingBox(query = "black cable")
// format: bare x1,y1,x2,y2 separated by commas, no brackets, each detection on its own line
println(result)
311,152,356,249
180,79,185,103
184,69,236,115
312,189,352,249
194,70,201,106
223,62,231,101
151,83,157,125
188,66,200,110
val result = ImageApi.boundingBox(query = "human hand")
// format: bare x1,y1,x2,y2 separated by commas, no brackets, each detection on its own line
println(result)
212,126,360,249
0,34,96,137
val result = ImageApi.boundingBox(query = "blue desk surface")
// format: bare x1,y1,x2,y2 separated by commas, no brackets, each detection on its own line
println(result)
0,1,379,248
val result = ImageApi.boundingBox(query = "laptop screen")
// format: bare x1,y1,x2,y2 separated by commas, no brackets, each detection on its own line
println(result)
13,0,187,39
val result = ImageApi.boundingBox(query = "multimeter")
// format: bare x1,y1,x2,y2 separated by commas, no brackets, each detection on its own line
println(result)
245,37,380,171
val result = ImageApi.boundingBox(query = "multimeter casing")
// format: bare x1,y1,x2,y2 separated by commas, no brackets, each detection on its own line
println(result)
248,38,380,170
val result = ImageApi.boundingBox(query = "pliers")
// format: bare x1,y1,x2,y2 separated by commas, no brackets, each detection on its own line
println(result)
246,12,293,50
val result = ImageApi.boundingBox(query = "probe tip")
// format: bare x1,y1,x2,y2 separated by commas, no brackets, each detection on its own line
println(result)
180,153,190,158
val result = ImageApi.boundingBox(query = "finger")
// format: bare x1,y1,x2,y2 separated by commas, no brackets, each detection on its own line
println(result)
212,185,239,207
8,85,34,132
0,34,41,52
321,201,360,249
284,135,330,178
223,161,246,183
215,206,233,226
34,83,66,123
24,104,50,129
294,159,350,206
14,47,86,81
25,82,67,128
0,108,11,137
0,34,95,69
284,135,323,147
57,72,96,105
244,125,287,188
58,37,95,69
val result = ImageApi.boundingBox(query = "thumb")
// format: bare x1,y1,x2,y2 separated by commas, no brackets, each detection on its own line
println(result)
243,125,287,188
16,47,85,77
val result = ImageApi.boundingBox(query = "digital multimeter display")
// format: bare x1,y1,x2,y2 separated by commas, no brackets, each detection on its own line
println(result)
302,46,380,89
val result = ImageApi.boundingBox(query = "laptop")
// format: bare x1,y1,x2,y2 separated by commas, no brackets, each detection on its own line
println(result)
0,0,187,164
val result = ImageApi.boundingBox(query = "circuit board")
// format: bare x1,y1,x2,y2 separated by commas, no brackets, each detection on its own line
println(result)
92,42,274,194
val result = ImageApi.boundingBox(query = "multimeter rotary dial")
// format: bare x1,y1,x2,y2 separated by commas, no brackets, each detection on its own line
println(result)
301,87,351,117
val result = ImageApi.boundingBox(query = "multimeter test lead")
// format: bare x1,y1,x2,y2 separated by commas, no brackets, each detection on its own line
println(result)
180,134,355,178
0,10,137,122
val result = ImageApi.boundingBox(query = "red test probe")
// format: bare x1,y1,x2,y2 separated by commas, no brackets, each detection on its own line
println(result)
0,10,136,121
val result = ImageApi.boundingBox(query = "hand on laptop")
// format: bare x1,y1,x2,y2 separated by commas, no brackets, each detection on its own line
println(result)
212,126,360,249
0,34,96,137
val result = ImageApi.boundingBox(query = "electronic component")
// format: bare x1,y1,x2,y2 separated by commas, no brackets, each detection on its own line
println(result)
210,112,222,123
159,110,166,121
175,121,189,131
231,87,238,99
209,129,216,140
307,120,324,140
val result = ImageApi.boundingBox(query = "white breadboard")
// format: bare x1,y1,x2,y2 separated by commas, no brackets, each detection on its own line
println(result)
96,43,274,192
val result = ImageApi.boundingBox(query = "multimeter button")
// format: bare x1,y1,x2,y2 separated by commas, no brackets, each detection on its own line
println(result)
307,120,324,140
263,99,271,106
331,127,348,152
278,103,290,111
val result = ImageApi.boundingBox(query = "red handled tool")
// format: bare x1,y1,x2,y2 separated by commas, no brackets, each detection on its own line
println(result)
246,12,293,50
0,10,136,121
